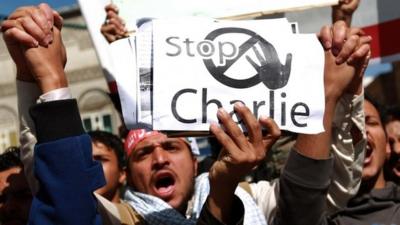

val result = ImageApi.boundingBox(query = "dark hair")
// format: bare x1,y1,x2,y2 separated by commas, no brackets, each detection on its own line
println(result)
0,146,22,172
88,131,126,169
364,93,386,124
384,105,400,125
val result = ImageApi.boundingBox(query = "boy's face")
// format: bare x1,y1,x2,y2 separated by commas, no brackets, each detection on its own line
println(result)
0,167,32,225
93,141,125,202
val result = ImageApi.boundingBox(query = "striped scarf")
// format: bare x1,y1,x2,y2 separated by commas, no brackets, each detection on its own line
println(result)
124,173,267,225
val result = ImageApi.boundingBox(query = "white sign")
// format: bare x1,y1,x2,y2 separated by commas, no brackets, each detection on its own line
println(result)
152,19,325,134
112,0,337,31
110,37,138,128
77,0,119,93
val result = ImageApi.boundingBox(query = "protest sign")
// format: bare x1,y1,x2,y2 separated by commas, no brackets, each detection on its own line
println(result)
110,36,139,128
77,0,119,93
150,19,325,134
112,0,337,31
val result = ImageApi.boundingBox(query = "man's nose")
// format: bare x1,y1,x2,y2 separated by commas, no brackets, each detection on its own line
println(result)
151,147,169,169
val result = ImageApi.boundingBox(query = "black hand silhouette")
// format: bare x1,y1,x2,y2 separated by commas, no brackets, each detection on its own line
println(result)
246,40,292,90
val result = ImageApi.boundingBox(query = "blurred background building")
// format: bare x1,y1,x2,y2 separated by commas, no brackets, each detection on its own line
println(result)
0,5,122,151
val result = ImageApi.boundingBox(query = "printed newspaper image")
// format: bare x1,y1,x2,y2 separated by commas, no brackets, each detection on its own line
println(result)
136,21,153,129
109,36,138,129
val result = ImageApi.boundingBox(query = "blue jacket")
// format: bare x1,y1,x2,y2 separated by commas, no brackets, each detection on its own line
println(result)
28,99,106,225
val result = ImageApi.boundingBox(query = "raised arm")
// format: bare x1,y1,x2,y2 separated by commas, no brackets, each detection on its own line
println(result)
319,20,370,212
2,4,106,225
199,103,280,225
2,3,64,195
273,22,370,225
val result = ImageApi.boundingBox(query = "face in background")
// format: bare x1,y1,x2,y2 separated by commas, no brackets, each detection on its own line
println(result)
362,100,390,181
127,133,197,213
93,141,126,202
385,119,400,181
0,167,32,225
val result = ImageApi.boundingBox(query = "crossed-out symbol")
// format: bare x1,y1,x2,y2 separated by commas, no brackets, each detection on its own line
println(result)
203,27,292,90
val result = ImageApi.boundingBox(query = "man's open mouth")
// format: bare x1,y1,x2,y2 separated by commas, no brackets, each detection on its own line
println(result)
153,172,176,198
364,142,373,165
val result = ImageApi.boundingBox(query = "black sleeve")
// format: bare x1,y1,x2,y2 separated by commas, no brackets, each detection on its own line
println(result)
29,99,85,143
197,195,244,225
272,149,333,225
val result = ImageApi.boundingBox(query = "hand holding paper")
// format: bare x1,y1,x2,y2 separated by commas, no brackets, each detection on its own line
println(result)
209,102,280,185
101,3,128,43
207,102,280,222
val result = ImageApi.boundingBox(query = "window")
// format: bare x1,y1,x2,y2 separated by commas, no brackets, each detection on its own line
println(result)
81,112,113,132
0,130,17,151
78,89,121,134
0,106,18,153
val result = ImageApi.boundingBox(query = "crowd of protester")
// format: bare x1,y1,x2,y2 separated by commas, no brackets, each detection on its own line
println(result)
1,0,400,224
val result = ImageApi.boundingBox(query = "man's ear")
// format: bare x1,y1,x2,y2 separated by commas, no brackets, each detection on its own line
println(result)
119,168,127,185
193,157,198,177
385,140,391,160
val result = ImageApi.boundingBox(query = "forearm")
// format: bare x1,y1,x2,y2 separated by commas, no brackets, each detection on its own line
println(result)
327,93,366,212
207,178,240,224
272,150,332,225
36,70,68,94
17,80,41,194
199,195,244,225
17,80,74,195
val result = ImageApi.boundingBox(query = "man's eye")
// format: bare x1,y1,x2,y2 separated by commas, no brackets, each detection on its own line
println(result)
366,119,379,126
135,151,146,158
135,147,152,159
163,142,179,151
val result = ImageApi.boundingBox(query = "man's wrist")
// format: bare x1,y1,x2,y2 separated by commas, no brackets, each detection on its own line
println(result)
209,169,240,194
37,87,72,103
37,71,68,94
